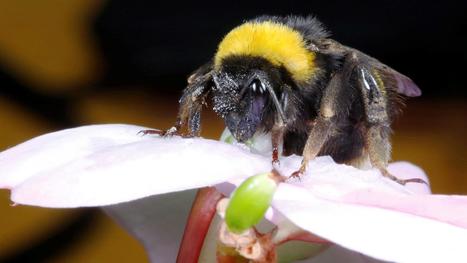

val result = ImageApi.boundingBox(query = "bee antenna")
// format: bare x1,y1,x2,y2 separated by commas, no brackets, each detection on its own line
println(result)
263,82,287,125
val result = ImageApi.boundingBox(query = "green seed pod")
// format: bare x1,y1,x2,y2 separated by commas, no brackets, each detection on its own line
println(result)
225,172,279,233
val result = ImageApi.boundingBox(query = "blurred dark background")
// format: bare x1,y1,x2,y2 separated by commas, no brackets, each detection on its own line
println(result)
95,0,467,97
0,0,466,262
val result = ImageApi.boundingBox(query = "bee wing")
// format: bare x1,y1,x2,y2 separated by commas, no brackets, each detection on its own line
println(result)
316,40,421,97
368,60,422,98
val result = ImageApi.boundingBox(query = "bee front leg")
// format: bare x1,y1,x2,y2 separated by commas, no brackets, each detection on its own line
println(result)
139,85,207,138
271,123,285,165
140,62,213,138
138,119,184,137
138,127,178,136
138,99,191,138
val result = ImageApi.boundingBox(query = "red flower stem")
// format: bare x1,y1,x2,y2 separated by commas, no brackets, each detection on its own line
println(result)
176,187,224,263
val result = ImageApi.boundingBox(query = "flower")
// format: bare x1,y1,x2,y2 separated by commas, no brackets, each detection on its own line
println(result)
1,124,467,262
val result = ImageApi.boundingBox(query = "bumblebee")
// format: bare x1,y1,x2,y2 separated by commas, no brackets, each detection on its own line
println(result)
155,15,424,184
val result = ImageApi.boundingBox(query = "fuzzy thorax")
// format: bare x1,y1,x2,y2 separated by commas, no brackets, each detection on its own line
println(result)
214,21,316,83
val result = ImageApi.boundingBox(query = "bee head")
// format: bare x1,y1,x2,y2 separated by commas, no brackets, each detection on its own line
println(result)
212,56,283,142
208,19,320,142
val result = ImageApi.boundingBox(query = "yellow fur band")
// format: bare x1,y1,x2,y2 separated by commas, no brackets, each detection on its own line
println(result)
214,21,316,83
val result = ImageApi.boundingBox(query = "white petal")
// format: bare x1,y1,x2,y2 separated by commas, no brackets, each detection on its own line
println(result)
274,156,420,197
103,189,197,262
273,183,467,263
222,155,425,203
0,124,147,189
261,157,466,262
5,125,270,207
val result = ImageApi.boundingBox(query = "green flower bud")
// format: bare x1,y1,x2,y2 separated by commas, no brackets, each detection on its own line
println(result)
226,172,279,233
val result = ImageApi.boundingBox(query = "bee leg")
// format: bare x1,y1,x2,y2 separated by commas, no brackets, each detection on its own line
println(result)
290,75,343,178
138,87,206,138
139,62,212,138
290,115,334,178
186,98,204,137
138,122,185,137
357,65,427,185
366,125,427,185
290,61,351,179
271,123,285,164
138,108,188,138
138,129,172,136
138,115,184,137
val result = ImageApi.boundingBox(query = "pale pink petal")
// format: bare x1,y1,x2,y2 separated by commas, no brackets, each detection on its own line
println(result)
2,125,270,207
263,158,467,262
275,156,421,197
103,189,197,262
341,190,467,228
0,124,146,189
4,124,465,263
270,157,466,229
273,183,467,263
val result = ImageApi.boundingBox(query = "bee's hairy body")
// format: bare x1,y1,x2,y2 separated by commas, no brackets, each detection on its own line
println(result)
168,15,422,183
218,54,367,165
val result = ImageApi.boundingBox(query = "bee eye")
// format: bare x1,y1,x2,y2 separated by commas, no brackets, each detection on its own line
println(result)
251,81,257,92
249,79,266,94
